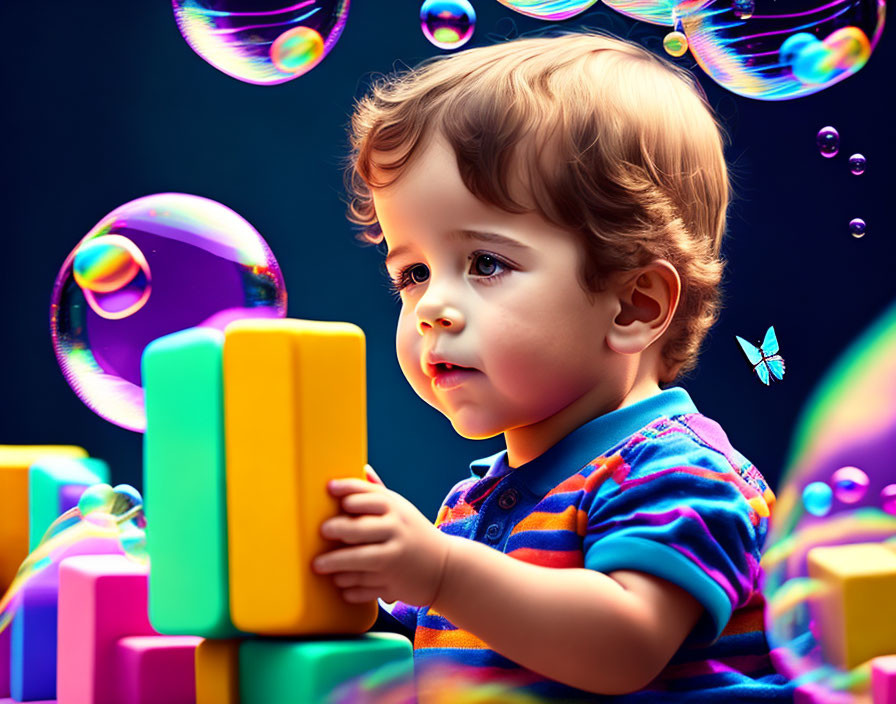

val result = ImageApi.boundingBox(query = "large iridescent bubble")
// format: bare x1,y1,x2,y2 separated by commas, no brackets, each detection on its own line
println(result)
494,0,599,21
602,0,677,25
761,299,896,700
51,193,287,433
172,0,349,85
675,0,886,100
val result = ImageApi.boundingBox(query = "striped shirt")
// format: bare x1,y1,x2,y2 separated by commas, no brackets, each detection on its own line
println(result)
385,388,794,701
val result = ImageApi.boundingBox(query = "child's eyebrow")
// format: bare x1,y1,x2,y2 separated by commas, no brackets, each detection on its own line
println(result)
384,229,532,267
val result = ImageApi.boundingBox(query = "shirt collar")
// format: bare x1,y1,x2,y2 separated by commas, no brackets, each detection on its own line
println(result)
468,387,698,497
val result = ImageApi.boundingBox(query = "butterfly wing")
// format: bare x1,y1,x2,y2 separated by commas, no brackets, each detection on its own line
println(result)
766,354,785,381
761,326,780,357
736,335,763,366
755,360,771,385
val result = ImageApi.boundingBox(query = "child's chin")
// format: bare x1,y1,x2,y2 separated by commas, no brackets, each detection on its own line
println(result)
447,415,503,441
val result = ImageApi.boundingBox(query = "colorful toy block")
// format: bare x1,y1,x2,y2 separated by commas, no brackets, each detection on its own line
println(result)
807,542,896,669
29,456,109,550
224,319,377,635
115,635,202,704
0,446,87,592
239,632,413,704
10,568,57,701
873,655,896,704
57,555,156,704
143,327,239,637
195,639,240,704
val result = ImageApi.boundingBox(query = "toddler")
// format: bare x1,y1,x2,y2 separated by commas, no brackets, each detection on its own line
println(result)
313,31,793,701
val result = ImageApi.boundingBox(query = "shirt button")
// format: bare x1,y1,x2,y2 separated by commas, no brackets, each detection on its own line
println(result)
485,523,502,541
497,488,519,510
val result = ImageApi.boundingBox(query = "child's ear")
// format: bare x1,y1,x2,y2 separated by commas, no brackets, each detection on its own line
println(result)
606,261,681,356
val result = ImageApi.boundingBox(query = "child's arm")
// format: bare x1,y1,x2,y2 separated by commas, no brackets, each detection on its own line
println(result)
312,477,703,695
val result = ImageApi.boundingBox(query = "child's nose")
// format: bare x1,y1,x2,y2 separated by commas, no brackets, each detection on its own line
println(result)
416,303,465,335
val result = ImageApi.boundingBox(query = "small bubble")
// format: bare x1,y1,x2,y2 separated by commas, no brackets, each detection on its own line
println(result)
816,126,840,158
732,0,754,20
881,484,896,515
802,481,833,517
831,466,869,504
420,0,476,50
849,218,866,238
663,31,689,58
849,153,866,175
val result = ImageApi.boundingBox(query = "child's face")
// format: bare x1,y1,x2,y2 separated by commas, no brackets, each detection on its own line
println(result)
373,137,625,441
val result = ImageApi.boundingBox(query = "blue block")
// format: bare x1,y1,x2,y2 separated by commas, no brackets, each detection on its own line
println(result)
10,569,58,701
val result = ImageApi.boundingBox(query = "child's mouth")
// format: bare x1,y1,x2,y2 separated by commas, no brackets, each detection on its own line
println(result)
431,362,478,390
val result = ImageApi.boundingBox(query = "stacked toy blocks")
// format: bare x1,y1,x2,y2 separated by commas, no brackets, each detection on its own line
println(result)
1,445,110,703
142,319,412,704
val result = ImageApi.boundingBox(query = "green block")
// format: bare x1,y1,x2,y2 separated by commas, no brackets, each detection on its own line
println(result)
28,456,109,550
143,327,239,637
240,633,413,704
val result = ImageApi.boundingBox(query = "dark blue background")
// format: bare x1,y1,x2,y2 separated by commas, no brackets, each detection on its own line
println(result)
1,2,892,518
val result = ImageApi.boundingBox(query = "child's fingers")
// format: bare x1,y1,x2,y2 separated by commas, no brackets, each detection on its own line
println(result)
332,571,387,589
364,464,385,486
340,492,389,515
321,515,393,544
328,477,380,497
312,543,386,574
341,587,382,603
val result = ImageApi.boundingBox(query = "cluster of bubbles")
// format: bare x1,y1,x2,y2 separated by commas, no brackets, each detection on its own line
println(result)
760,298,896,701
496,0,884,101
172,0,349,85
0,484,146,634
420,0,477,50
815,127,869,237
51,193,287,433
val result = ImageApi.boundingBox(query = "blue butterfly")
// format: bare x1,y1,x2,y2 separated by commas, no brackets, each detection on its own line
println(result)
736,326,785,385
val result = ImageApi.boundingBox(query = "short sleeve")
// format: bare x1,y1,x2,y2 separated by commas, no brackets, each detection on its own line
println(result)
582,433,767,644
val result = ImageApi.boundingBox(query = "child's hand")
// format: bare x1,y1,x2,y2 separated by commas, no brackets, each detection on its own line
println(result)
313,466,451,607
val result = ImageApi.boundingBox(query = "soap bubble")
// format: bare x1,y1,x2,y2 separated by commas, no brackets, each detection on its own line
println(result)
675,0,884,100
849,218,866,238
494,0,598,21
731,0,754,20
663,31,689,57
270,26,325,74
831,466,870,504
849,153,866,175
761,298,896,701
882,485,896,515
816,126,840,158
802,482,833,517
172,0,349,85
602,0,676,26
420,0,476,50
51,193,287,433
0,484,147,634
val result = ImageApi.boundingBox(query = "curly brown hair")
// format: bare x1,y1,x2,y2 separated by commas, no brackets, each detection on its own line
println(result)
345,31,730,382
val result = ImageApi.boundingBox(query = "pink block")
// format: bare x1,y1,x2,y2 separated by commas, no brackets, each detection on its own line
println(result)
115,636,201,704
0,626,9,698
873,655,896,704
57,555,157,704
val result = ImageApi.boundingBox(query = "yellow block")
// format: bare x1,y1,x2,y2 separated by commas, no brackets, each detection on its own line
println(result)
195,639,239,704
0,445,87,591
807,542,896,669
224,319,377,635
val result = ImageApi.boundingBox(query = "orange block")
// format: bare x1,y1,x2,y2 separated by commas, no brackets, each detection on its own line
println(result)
224,319,377,635
195,639,239,704
0,445,87,590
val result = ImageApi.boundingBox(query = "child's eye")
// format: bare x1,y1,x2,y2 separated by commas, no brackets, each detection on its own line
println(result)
388,263,429,294
469,252,509,279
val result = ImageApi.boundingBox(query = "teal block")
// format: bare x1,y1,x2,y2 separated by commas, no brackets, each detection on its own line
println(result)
143,327,239,637
240,633,413,704
28,457,109,550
